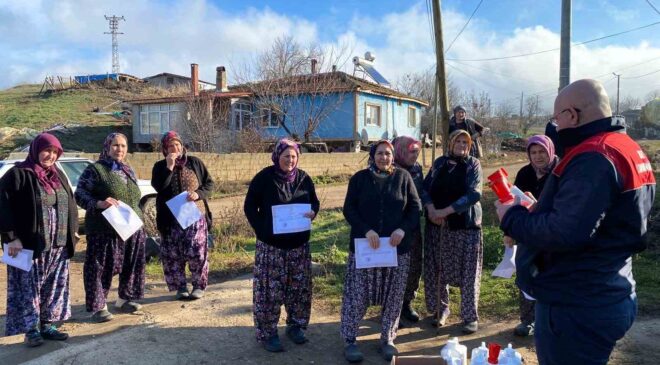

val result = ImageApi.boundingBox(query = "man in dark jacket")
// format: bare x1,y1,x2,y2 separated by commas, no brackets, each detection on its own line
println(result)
449,105,485,158
496,79,655,365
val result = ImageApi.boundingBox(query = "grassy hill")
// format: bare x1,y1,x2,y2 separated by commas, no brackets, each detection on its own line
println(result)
0,83,161,158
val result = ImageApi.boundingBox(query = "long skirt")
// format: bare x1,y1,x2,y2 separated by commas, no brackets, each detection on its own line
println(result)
253,240,312,342
83,229,146,312
424,223,482,323
160,218,209,291
5,247,71,336
340,252,410,345
403,227,423,303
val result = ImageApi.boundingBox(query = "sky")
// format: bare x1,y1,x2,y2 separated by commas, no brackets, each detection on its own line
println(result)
1,0,660,112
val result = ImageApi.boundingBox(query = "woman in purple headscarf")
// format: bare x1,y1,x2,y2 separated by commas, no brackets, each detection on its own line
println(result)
151,131,214,300
507,134,559,337
75,132,146,323
244,138,320,353
0,133,78,347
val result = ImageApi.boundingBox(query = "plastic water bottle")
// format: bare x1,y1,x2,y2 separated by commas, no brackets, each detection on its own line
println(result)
441,337,468,365
470,342,489,365
498,344,523,365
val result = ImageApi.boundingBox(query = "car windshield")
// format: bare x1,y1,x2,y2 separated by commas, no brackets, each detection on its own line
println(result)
58,161,91,187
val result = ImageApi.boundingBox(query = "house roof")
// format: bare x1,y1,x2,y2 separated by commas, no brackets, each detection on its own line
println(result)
230,71,429,106
126,91,252,105
143,72,215,86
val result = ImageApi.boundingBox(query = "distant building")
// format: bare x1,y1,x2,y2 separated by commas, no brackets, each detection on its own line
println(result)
143,72,215,91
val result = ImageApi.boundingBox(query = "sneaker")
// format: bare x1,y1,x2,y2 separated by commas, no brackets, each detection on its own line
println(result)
431,308,451,327
462,321,479,334
91,309,113,323
514,321,535,337
264,334,284,352
119,301,142,313
380,342,398,361
190,288,205,300
24,329,44,347
40,324,69,341
285,325,308,344
344,343,364,363
401,301,420,322
176,287,190,300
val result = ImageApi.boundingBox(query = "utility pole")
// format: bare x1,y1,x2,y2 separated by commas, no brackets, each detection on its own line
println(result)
431,0,451,162
559,0,571,91
104,15,125,74
613,72,621,115
519,92,524,119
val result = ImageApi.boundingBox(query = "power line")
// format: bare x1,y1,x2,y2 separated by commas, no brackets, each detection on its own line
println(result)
447,59,555,86
622,68,660,79
447,20,660,62
444,0,484,54
647,0,660,15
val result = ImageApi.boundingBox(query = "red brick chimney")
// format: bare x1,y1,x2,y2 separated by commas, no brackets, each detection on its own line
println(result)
191,63,199,97
216,66,228,92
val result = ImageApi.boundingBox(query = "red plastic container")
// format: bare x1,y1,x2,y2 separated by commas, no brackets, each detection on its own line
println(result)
487,168,514,203
488,343,502,364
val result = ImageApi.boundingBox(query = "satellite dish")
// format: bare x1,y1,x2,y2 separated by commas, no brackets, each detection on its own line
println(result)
365,51,376,62
360,129,369,145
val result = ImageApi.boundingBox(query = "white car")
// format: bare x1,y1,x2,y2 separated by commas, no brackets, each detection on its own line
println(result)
0,157,159,237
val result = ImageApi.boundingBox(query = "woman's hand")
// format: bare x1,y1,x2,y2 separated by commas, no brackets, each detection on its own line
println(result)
303,211,316,219
365,230,380,249
166,152,178,171
187,191,199,201
390,229,405,247
7,238,23,257
96,197,119,209
503,235,515,248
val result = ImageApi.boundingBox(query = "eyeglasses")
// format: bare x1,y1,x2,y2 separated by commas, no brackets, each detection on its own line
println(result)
550,107,580,124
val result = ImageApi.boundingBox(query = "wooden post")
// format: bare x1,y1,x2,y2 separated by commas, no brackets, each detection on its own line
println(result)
432,0,451,160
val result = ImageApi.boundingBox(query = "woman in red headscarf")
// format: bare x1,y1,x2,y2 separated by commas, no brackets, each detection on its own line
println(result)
0,133,78,347
244,138,320,353
151,131,214,301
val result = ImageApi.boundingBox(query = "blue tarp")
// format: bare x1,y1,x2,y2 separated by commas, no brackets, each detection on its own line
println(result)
74,74,119,84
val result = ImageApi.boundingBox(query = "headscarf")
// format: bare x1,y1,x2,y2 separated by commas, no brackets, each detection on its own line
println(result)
393,136,422,168
98,132,137,182
16,133,63,194
271,138,300,183
453,105,466,114
447,129,472,160
161,130,188,168
526,134,558,175
368,139,395,175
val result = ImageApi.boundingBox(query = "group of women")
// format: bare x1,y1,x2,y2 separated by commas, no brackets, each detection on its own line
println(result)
2,119,558,362
1,130,213,346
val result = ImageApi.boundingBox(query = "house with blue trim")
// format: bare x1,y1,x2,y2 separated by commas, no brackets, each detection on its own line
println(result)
126,64,427,152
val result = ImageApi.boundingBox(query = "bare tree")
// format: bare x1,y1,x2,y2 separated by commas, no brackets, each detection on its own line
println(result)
232,36,351,145
645,89,660,102
519,95,544,135
181,94,231,152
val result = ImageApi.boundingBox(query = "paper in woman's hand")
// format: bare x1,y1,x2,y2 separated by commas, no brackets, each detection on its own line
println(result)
354,237,398,269
271,204,312,234
166,192,202,229
1,244,34,272
101,201,144,241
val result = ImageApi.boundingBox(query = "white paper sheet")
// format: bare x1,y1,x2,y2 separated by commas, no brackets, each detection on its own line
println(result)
166,192,203,229
354,237,398,269
271,203,312,234
101,201,144,241
492,244,517,279
522,290,536,301
1,244,34,272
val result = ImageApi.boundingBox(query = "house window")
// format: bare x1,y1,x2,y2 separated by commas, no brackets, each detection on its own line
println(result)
140,103,180,135
232,102,252,130
408,107,416,127
259,108,279,128
365,103,381,126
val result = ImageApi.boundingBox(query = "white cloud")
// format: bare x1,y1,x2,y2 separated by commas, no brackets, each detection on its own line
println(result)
1,0,658,113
